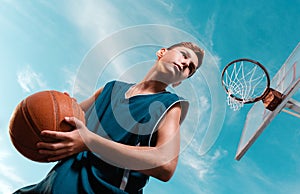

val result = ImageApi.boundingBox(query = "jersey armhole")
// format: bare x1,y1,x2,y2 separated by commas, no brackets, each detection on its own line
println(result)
148,99,189,146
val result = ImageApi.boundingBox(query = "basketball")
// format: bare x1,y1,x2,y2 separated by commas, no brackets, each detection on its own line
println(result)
9,90,86,162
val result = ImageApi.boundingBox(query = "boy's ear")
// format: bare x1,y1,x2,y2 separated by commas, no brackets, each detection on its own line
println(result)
156,48,167,59
172,82,181,87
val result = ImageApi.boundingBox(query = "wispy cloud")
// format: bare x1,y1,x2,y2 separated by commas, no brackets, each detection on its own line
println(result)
0,163,26,186
61,66,77,94
175,147,227,194
204,14,216,48
157,0,174,12
64,1,125,44
61,65,96,101
17,65,47,93
0,179,14,194
0,130,26,194
63,0,209,45
182,147,227,181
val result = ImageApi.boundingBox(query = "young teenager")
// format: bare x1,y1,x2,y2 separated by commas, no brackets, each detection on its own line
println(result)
14,42,204,194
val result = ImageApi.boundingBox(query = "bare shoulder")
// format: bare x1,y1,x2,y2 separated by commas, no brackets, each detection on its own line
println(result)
79,87,104,112
155,102,182,146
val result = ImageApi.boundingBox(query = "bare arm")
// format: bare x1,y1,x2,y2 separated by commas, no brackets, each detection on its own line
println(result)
79,102,181,181
38,102,182,182
138,102,181,181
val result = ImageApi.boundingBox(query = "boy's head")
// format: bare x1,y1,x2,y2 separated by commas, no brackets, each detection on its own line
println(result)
167,42,205,77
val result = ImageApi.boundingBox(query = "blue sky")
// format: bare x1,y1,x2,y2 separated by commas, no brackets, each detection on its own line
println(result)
0,0,299,193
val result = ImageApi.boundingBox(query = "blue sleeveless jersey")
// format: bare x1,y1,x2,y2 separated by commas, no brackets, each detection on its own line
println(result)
14,81,189,194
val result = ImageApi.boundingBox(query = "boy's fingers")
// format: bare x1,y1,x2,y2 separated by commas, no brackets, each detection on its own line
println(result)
40,130,67,140
65,117,83,128
37,141,66,150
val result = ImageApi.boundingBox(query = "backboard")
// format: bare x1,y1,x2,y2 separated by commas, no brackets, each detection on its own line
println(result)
235,42,300,160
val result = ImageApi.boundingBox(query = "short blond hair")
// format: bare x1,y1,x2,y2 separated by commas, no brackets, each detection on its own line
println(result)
167,42,205,77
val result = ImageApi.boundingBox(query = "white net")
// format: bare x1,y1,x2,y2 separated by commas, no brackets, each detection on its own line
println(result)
227,91,245,111
222,60,269,111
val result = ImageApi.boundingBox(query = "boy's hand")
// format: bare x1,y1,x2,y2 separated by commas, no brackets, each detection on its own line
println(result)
37,117,88,162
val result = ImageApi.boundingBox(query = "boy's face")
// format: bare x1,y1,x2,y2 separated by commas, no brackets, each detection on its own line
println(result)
157,46,199,81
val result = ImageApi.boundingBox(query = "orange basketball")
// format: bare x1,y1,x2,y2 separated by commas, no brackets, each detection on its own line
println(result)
9,90,85,162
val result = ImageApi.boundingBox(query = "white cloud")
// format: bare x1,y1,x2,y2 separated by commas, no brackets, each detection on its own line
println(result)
0,129,26,194
182,147,227,181
157,0,174,12
0,179,14,194
0,149,10,161
0,164,26,185
62,1,206,45
64,1,124,44
175,147,228,194
61,66,77,94
61,64,97,101
204,14,216,48
199,96,210,109
17,65,47,93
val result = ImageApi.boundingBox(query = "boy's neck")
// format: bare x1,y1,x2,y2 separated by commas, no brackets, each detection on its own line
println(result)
135,80,167,93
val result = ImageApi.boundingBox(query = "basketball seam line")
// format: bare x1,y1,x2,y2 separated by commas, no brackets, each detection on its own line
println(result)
50,90,59,131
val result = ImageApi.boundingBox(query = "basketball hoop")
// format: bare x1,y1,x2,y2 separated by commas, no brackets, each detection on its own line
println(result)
232,43,300,161
221,58,283,111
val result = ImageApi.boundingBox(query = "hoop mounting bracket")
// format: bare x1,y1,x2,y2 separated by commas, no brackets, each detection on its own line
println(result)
262,88,283,111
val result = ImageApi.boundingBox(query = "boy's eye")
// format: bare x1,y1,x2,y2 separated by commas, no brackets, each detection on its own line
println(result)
180,51,187,59
188,63,196,75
